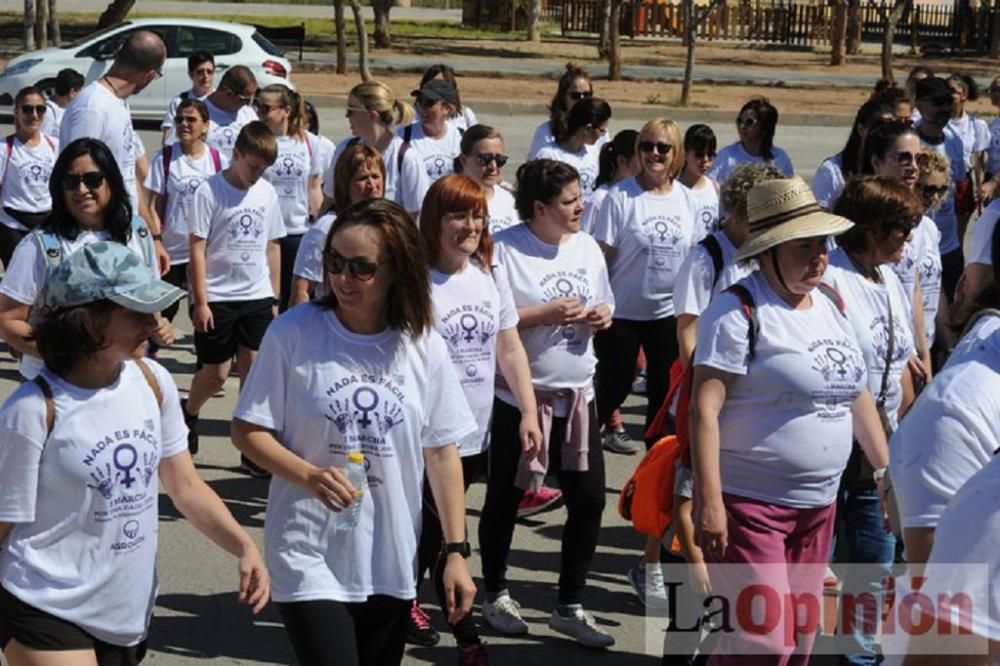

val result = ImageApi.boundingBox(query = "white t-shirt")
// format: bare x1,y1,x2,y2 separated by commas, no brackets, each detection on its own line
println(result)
917,126,965,254
674,231,754,317
233,304,475,603
0,227,155,379
60,81,136,206
0,360,187,646
448,106,478,132
987,116,1000,175
590,177,701,320
707,141,795,183
487,186,519,236
581,183,609,235
694,271,867,508
264,133,322,236
312,132,336,182
0,134,59,231
825,248,915,431
160,88,211,144
326,136,429,214
204,98,257,162
534,142,601,207
292,211,335,294
889,314,1000,529
681,178,721,237
891,215,929,309
967,199,1000,266
812,154,845,210
144,143,229,265
39,99,64,137
948,112,991,173
189,172,287,302
431,261,518,456
527,119,609,160
492,224,613,412
398,122,462,182
916,218,943,348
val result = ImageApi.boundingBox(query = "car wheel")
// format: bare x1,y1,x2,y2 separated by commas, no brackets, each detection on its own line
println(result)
34,77,57,98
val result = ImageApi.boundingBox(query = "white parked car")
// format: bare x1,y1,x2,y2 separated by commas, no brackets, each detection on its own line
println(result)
0,18,293,120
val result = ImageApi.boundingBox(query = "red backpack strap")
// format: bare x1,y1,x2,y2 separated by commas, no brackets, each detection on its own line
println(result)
209,147,222,172
724,283,759,361
816,282,846,316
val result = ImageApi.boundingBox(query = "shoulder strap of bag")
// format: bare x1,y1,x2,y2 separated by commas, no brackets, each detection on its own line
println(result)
724,283,759,361
699,235,724,289
159,144,173,222
960,307,1000,339
134,359,163,406
209,147,222,172
398,127,412,175
816,282,847,316
32,375,55,435
0,134,15,196
877,282,895,408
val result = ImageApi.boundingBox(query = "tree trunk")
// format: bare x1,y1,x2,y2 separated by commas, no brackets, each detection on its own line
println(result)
35,0,47,49
23,0,35,51
992,0,1000,57
681,0,695,106
48,0,60,45
371,0,392,48
334,0,347,74
846,0,861,54
597,0,611,59
97,0,137,30
527,0,541,42
608,0,623,80
349,0,371,81
830,0,847,65
881,0,907,82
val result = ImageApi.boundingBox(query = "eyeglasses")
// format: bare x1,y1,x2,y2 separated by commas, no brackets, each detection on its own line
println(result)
568,91,593,101
737,117,759,129
60,171,105,191
323,250,382,282
18,104,46,116
473,152,508,168
346,105,368,114
639,141,673,155
920,183,949,198
152,68,163,80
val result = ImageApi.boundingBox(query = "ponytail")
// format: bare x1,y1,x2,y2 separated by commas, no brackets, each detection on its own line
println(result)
287,89,306,140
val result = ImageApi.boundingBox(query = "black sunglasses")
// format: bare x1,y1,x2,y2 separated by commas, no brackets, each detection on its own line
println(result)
737,117,759,128
920,183,949,198
894,216,921,233
19,104,46,116
323,251,382,282
568,91,593,101
639,141,673,155
61,171,105,191
474,152,508,168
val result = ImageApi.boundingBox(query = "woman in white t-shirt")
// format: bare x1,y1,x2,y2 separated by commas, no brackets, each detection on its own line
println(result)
708,96,795,184
231,198,476,666
582,129,640,235
324,81,429,219
145,98,227,328
401,79,464,183
828,176,921,663
417,64,479,132
528,62,608,160
478,159,616,649
290,144,385,307
256,84,323,312
677,124,720,236
411,174,541,658
813,97,894,210
454,124,520,235
692,177,888,662
303,99,337,179
0,138,169,380
534,97,611,210
0,242,268,664
0,86,59,268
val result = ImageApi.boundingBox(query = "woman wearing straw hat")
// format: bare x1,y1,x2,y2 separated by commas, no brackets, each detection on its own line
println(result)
690,177,890,664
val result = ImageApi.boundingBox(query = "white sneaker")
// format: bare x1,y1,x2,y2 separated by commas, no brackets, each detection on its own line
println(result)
602,429,639,455
548,607,615,648
646,563,669,610
482,594,529,635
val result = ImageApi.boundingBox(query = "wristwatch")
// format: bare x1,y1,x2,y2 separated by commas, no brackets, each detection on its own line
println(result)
444,542,471,558
872,467,888,484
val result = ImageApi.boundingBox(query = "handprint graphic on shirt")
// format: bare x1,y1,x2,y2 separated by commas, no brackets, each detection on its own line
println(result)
326,398,353,434
87,464,115,500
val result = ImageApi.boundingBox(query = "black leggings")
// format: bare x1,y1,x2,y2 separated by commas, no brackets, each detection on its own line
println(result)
277,595,410,666
415,451,486,645
479,398,606,606
594,316,678,446
278,233,304,313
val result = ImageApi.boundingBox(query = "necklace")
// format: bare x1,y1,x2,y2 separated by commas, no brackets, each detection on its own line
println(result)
102,75,125,99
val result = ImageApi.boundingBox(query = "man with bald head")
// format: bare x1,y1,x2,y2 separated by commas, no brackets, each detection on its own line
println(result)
60,30,169,271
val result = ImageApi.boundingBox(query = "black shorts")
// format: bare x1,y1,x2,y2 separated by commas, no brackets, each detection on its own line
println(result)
0,585,147,665
193,297,274,365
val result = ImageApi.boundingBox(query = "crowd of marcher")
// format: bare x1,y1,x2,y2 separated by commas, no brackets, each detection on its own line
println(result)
0,29,997,666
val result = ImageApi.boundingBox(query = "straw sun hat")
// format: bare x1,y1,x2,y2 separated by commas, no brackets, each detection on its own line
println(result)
734,176,854,262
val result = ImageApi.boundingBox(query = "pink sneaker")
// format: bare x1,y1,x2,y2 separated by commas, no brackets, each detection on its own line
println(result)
517,485,563,518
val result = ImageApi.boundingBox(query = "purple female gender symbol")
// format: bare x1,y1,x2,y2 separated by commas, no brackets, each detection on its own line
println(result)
460,313,478,342
654,220,669,242
113,444,138,489
825,347,848,380
353,387,379,428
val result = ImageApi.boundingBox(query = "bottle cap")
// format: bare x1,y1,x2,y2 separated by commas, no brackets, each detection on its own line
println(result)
347,451,365,464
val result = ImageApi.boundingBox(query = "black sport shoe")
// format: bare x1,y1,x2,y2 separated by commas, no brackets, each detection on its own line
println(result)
406,599,440,647
240,454,271,479
457,641,489,665
181,399,199,455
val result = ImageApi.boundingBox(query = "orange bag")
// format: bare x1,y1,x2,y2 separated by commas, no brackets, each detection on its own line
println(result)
618,435,680,538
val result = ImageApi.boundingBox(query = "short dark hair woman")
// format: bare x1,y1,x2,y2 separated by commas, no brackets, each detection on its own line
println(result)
231,198,477,666
533,97,612,205
709,96,794,184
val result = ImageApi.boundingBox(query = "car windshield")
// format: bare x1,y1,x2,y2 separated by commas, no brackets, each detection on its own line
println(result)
63,21,132,49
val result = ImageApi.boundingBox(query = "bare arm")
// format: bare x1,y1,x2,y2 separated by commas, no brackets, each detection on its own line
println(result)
0,521,11,547
851,388,890,471
911,274,932,380
597,240,617,264
495,327,542,459
902,526,936,568
189,236,213,333
308,174,323,220
267,240,281,309
690,365,735,559
289,277,315,307
516,298,585,331
0,296,36,358
677,313,699,370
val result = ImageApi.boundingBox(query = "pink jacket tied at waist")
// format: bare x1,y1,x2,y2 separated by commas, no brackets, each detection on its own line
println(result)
511,384,590,492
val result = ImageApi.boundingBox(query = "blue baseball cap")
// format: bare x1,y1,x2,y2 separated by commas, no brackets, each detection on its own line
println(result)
41,242,184,313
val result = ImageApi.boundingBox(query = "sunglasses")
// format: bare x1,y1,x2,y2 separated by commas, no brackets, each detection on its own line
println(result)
737,117,759,128
568,91,593,101
894,216,921,233
416,97,440,109
474,152,508,168
19,104,46,116
323,251,382,282
639,141,673,155
345,105,368,114
61,171,105,191
920,183,949,198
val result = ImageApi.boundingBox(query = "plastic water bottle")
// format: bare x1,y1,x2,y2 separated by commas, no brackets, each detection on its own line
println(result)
333,451,366,531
